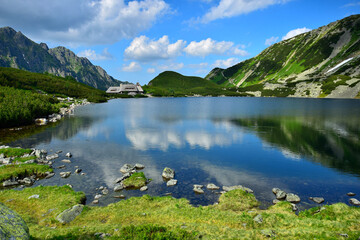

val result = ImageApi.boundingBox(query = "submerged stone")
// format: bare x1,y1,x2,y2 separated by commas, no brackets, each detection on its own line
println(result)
207,183,220,190
167,179,178,187
309,197,325,204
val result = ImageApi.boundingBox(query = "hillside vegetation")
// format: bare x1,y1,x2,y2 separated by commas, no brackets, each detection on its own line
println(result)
0,67,107,128
206,14,360,98
144,71,246,97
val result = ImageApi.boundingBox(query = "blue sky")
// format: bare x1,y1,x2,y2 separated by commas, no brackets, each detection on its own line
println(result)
0,0,359,85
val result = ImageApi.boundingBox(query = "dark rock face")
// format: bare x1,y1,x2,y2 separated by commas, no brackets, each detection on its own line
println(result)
0,203,30,240
0,27,123,90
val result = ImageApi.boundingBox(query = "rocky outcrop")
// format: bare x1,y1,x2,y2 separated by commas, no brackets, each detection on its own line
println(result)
0,203,29,240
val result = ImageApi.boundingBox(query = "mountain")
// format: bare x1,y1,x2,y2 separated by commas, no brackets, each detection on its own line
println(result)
206,14,360,98
144,71,244,97
0,27,122,90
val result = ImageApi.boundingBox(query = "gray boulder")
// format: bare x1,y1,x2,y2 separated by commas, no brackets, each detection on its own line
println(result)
120,164,134,174
309,197,325,204
65,152,72,158
276,190,287,200
167,179,178,187
60,172,71,178
349,198,360,206
35,149,47,159
0,203,29,240
206,183,220,190
286,193,301,203
134,163,145,170
140,186,148,191
114,184,124,192
56,204,84,224
272,188,281,194
3,180,19,187
347,192,356,196
46,154,59,161
193,185,204,194
162,167,175,179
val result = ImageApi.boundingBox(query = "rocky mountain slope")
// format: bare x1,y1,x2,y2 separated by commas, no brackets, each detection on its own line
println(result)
0,27,122,90
206,14,360,98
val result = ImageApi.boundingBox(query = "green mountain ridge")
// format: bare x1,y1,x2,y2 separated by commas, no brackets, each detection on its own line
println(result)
0,27,123,90
206,14,360,98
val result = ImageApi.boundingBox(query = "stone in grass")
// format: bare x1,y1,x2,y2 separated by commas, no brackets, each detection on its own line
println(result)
122,172,147,189
28,195,39,199
286,193,301,203
309,197,325,204
253,214,263,224
0,203,29,240
56,204,84,224
167,179,178,187
162,167,175,179
206,183,220,190
261,229,276,238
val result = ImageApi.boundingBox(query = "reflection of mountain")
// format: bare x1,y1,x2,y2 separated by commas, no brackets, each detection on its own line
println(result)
9,116,99,147
231,117,360,176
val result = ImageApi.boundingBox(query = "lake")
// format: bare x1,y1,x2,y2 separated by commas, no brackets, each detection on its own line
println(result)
6,97,360,209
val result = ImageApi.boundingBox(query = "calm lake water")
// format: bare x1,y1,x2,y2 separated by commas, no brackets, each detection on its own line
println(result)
6,97,360,209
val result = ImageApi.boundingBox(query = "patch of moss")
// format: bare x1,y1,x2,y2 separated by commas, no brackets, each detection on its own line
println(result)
0,163,52,183
122,172,147,188
0,148,32,158
215,189,259,212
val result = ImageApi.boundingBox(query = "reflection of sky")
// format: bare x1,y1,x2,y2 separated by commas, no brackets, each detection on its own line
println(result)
12,97,360,207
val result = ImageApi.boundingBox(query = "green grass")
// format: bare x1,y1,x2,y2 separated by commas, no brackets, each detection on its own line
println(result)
0,163,52,183
122,172,147,188
0,187,359,239
0,147,32,157
13,155,37,163
321,75,351,95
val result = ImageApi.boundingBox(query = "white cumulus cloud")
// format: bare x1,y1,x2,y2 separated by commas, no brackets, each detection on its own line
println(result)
124,35,186,62
265,36,279,46
282,27,311,40
147,68,156,73
77,48,113,60
184,38,234,57
0,0,169,45
122,62,142,72
212,58,239,68
158,63,185,71
202,0,288,23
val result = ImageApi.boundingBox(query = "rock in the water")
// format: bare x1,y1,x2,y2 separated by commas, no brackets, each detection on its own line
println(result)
45,173,55,179
253,214,263,224
276,190,287,200
60,172,71,178
113,195,126,199
134,163,145,170
35,149,47,159
349,198,360,206
223,185,253,193
56,204,84,223
61,159,71,163
140,186,148,191
94,194,102,200
22,178,33,185
193,185,204,194
114,184,124,192
75,169,82,174
206,183,220,190
92,200,99,204
167,179,177,187
0,203,30,240
272,188,281,194
57,165,66,169
28,195,39,199
65,152,72,158
2,180,19,187
102,188,109,195
309,197,325,204
162,167,175,179
291,203,298,211
286,193,301,203
120,164,134,174
272,199,280,205
46,154,59,161
261,229,276,238
347,192,356,197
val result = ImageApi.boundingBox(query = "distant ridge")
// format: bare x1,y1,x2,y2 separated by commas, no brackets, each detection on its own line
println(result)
0,27,123,90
